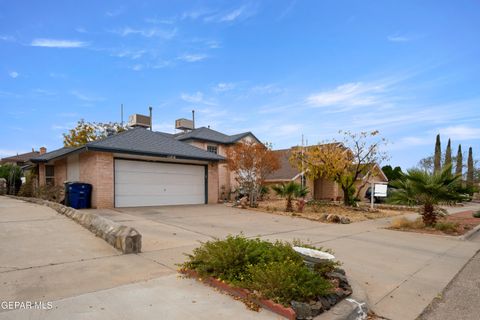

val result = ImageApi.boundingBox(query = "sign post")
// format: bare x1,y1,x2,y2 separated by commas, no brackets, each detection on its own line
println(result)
370,182,374,209
370,183,388,209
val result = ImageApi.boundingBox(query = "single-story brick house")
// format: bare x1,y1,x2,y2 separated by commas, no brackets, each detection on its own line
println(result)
30,125,260,208
31,127,226,208
265,147,388,201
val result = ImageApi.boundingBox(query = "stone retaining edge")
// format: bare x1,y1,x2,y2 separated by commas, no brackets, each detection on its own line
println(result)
9,196,142,254
315,277,370,320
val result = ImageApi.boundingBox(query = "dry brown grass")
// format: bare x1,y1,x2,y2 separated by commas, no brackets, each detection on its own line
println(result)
254,199,408,223
390,217,425,229
388,212,477,236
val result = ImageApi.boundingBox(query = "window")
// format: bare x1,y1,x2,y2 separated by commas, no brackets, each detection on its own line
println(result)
45,165,55,186
207,145,218,154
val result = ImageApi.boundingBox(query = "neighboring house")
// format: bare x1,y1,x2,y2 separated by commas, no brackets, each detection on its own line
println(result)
1,149,43,168
173,126,261,201
30,127,224,208
265,147,388,201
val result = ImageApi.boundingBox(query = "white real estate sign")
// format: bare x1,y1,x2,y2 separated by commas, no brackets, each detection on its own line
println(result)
374,183,388,197
114,159,206,207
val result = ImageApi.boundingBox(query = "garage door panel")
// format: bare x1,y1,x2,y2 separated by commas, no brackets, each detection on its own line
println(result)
114,159,206,207
115,172,203,185
115,194,204,207
115,184,204,196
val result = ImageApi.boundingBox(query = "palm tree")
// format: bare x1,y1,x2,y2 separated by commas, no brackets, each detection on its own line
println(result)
271,181,309,212
389,164,465,226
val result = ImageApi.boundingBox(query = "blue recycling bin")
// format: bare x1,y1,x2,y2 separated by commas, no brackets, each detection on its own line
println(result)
68,183,92,209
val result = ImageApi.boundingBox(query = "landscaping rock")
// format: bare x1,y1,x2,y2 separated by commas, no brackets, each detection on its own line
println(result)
326,214,341,223
291,300,324,319
238,196,248,209
320,213,329,221
318,296,332,310
340,216,351,224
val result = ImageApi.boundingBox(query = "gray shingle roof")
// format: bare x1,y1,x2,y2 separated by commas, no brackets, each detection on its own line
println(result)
87,128,224,161
265,149,300,181
175,127,258,144
1,151,40,163
31,147,83,163
31,128,224,162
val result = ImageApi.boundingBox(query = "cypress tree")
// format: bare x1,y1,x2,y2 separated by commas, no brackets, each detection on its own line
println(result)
455,144,463,179
434,134,441,173
467,147,474,189
444,139,452,175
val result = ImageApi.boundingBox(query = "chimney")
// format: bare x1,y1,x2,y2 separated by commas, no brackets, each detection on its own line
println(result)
40,147,47,155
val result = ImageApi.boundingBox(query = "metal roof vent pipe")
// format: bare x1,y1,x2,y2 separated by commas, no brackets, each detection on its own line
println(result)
192,109,195,129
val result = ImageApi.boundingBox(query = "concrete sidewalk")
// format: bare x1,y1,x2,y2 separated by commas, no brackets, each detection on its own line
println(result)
418,233,480,320
1,274,279,320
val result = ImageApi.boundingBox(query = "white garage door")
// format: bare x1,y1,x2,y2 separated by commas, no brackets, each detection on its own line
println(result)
114,159,206,207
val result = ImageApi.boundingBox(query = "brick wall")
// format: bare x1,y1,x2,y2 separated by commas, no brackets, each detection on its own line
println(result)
313,177,339,201
79,151,114,208
38,163,46,187
208,162,219,204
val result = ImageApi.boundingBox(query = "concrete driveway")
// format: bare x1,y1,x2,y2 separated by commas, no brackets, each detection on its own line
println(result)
92,203,480,320
1,197,479,320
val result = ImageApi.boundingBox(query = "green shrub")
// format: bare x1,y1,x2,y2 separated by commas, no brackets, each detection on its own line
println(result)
182,235,335,305
473,210,480,218
183,235,302,283
246,260,332,306
18,171,37,197
0,164,23,195
434,221,459,234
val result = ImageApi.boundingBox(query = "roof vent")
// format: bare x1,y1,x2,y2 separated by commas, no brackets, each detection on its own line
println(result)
175,118,194,131
128,114,151,128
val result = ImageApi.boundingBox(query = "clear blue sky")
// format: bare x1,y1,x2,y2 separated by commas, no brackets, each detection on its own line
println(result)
1,0,479,169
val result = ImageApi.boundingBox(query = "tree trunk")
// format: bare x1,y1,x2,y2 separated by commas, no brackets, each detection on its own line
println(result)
286,197,293,212
342,186,350,206
422,203,437,227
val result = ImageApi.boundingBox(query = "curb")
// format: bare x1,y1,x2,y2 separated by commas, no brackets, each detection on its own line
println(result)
315,298,368,320
459,223,480,241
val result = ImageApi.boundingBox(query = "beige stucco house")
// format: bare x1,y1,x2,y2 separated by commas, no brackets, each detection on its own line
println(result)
265,147,388,202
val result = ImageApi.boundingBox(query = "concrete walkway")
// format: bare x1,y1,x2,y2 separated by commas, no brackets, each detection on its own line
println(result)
1,197,480,320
